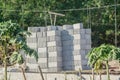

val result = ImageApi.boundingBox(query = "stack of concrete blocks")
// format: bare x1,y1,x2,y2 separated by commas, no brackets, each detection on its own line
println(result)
47,26,63,72
37,27,48,72
72,23,91,70
26,27,39,72
26,23,91,72
61,25,74,71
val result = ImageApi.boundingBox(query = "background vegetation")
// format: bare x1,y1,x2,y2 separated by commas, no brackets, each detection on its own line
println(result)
0,0,120,47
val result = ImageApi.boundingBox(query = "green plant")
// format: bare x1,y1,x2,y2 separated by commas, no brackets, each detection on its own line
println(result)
87,44,120,80
0,21,38,80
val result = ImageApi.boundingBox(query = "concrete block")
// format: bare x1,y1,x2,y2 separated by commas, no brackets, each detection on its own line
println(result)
73,23,83,29
36,32,42,37
38,58,47,63
47,41,61,47
61,35,74,41
73,50,85,55
27,43,37,48
86,39,91,44
47,31,61,36
26,57,37,64
85,45,91,49
85,34,91,39
74,60,81,66
38,43,47,48
62,46,73,51
63,61,74,66
27,38,37,43
62,55,74,61
48,62,62,67
41,69,48,72
28,27,40,32
85,29,91,34
37,32,47,37
62,50,73,56
63,66,74,70
48,46,62,52
48,67,62,72
73,55,81,60
67,29,74,35
39,27,47,32
56,26,63,30
74,66,82,71
38,52,47,58
26,63,38,70
48,52,62,57
73,39,80,45
74,29,85,34
73,45,86,50
73,34,85,39
81,60,88,65
38,48,47,53
48,57,62,62
38,37,47,42
47,26,58,31
38,63,47,68
62,40,73,46
47,36,61,42
61,30,69,35
62,25,73,30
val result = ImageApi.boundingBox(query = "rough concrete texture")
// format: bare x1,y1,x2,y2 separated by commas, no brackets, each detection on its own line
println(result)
27,23,91,72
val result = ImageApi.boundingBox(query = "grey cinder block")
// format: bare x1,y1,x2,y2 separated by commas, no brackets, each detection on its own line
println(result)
74,29,85,34
27,38,37,43
38,47,47,53
73,23,83,29
73,34,85,39
28,27,40,32
85,29,91,34
47,41,61,47
47,31,61,36
63,25,73,30
39,27,47,32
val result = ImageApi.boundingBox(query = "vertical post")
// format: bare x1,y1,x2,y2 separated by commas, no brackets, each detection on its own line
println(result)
114,0,117,46
38,65,44,80
49,14,53,26
87,6,89,28
92,67,94,80
79,68,82,80
89,8,91,29
20,67,27,80
4,38,7,80
54,15,57,26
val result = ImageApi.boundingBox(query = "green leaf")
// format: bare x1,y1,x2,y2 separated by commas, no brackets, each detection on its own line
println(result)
10,51,19,64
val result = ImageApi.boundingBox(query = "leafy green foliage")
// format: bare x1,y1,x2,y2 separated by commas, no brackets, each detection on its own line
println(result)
0,0,120,47
0,21,38,65
87,44,120,67
87,44,120,80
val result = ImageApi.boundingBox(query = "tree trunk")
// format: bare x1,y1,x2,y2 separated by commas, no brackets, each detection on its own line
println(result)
99,72,102,80
92,68,94,80
38,65,44,80
79,68,82,80
4,40,7,80
20,67,27,80
106,61,110,80
4,58,7,80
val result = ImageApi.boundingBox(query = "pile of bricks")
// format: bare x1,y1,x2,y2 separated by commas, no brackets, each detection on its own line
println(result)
26,23,91,72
